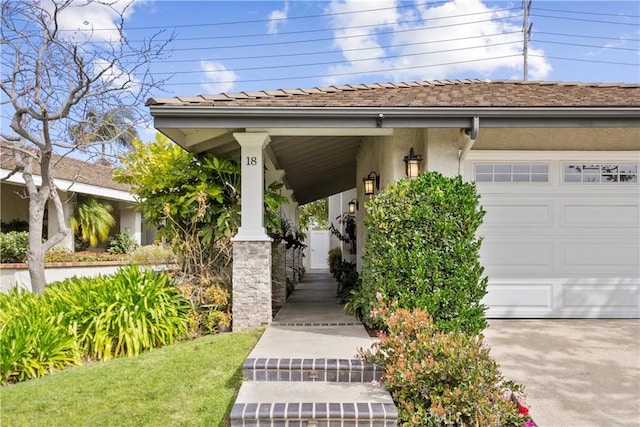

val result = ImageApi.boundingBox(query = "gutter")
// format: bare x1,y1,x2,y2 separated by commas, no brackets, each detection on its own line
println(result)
149,106,640,129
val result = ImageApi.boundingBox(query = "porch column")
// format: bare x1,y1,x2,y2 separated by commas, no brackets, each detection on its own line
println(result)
48,191,74,251
232,132,272,332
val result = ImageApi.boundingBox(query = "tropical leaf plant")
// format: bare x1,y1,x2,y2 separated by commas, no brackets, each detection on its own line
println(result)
70,198,116,247
0,289,80,384
43,265,190,360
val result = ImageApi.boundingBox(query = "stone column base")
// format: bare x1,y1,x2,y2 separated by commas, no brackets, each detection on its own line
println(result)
232,240,272,331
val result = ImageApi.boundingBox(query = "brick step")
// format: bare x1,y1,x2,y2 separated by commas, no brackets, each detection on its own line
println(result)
231,382,397,427
243,358,383,382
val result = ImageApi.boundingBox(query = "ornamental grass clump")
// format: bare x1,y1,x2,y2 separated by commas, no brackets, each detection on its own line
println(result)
351,171,488,335
0,289,80,384
359,297,534,427
43,265,191,360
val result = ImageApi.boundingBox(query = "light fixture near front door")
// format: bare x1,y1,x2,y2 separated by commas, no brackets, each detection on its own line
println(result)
403,147,423,178
348,198,358,214
363,171,380,196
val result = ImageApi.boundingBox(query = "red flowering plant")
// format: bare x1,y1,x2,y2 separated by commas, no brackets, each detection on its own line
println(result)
358,294,535,426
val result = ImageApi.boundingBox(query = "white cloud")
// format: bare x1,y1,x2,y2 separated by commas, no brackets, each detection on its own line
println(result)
323,0,552,84
94,58,140,91
200,61,238,94
39,0,144,44
267,2,290,35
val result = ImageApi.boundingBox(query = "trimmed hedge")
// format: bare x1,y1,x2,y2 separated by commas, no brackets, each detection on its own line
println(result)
351,171,488,335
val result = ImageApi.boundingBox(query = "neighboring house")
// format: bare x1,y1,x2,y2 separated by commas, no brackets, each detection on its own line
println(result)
146,79,640,330
0,147,154,249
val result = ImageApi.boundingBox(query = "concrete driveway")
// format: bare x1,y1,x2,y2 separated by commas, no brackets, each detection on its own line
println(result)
484,320,640,427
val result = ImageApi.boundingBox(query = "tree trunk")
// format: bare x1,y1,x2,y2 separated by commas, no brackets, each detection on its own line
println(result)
27,197,47,294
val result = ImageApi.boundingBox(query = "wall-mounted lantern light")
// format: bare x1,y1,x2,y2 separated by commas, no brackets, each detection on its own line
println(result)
348,198,358,214
403,147,423,178
363,171,380,196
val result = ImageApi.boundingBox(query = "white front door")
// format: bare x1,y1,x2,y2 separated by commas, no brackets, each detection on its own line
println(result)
465,151,640,318
309,230,330,269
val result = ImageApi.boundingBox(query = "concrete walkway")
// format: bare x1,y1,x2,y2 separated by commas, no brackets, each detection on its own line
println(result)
236,270,640,426
231,270,396,426
485,319,640,427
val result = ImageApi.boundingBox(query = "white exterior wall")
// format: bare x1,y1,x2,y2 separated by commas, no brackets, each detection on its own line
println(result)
119,202,142,244
355,129,434,270
0,183,29,223
327,194,342,250
1,264,125,292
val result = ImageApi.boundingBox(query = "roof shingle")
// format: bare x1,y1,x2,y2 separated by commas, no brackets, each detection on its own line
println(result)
1,145,130,192
147,79,640,109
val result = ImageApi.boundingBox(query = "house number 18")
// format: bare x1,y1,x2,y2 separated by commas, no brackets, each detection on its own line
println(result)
246,156,257,166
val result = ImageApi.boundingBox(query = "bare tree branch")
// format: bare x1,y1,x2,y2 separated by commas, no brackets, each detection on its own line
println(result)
1,0,174,293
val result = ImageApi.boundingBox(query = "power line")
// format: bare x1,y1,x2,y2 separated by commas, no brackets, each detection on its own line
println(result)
60,0,452,31
529,54,638,67
532,39,639,52
531,13,639,26
113,6,521,44
536,31,639,42
152,40,523,76
162,54,523,86
533,7,640,19
132,31,522,65
164,15,523,53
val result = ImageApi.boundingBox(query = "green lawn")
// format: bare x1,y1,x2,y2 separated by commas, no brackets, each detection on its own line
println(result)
0,331,262,427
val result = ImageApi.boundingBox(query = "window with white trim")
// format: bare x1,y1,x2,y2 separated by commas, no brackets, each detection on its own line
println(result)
563,163,638,183
474,164,549,183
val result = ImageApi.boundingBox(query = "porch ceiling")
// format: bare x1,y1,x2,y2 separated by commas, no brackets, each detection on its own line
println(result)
164,127,364,205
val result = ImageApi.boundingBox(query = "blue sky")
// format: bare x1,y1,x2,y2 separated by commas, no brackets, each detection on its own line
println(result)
120,0,639,97
2,0,638,150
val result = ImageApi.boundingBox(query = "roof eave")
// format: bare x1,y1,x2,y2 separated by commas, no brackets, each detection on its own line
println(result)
150,106,640,129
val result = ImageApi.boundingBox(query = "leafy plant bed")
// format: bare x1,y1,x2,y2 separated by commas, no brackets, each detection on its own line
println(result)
359,297,536,426
45,250,126,263
0,331,262,426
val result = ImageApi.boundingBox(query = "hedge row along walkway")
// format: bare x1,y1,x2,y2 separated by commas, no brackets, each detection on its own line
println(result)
231,270,398,426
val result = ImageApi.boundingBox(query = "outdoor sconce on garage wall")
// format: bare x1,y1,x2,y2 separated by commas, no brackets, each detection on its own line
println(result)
363,171,380,196
348,198,358,214
403,147,423,178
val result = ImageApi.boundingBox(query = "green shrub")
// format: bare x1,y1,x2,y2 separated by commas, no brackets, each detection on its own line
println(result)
44,265,190,360
0,219,29,232
107,231,139,254
0,289,79,384
0,231,29,263
129,244,177,265
335,261,360,304
44,250,125,263
354,172,488,334
359,299,532,426
328,247,342,275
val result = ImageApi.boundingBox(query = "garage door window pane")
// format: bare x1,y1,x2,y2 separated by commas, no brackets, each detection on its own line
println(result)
564,163,638,184
475,163,549,183
532,165,549,174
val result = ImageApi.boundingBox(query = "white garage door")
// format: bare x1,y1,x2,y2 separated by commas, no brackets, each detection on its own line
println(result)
465,151,640,318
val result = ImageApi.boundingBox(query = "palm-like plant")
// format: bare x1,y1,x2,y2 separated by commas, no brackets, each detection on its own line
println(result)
70,108,138,162
70,198,116,247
